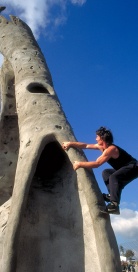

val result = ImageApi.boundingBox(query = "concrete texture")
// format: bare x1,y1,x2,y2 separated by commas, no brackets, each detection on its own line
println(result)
0,14,122,272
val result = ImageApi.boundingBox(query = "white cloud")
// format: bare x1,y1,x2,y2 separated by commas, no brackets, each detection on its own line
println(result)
111,208,138,258
111,209,138,239
70,0,87,5
0,0,86,38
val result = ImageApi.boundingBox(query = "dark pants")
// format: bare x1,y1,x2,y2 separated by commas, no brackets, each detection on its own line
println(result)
102,163,138,204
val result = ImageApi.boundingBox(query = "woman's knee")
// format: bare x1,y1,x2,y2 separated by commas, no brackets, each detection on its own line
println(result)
102,169,113,180
109,172,118,183
102,169,108,179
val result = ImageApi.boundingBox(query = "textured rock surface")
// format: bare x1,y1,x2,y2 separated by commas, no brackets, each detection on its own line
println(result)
0,14,121,272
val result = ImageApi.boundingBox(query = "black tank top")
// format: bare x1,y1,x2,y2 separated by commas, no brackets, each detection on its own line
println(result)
107,145,137,170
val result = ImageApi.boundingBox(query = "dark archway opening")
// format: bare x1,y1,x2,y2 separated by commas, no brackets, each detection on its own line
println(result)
19,141,84,272
33,141,67,190
27,82,49,94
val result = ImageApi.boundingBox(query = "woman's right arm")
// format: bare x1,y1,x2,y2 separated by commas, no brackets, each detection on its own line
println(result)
62,141,100,150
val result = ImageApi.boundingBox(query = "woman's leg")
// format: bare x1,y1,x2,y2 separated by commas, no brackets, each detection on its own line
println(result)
102,169,116,193
109,164,138,204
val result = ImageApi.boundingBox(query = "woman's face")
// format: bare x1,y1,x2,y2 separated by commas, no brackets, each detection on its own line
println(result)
96,135,104,146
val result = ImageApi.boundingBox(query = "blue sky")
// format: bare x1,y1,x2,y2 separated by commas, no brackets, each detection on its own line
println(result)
1,0,138,257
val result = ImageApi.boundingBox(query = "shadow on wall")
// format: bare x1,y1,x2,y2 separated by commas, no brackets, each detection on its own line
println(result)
17,141,85,272
0,74,19,205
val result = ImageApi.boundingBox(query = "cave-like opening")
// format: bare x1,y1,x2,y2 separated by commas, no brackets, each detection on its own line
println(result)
27,82,49,93
33,141,67,189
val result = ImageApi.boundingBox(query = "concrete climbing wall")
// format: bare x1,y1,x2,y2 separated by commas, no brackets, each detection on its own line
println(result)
0,14,121,272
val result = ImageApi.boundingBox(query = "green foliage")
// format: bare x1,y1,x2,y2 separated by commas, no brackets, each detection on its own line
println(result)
119,245,125,256
125,249,134,259
119,245,135,259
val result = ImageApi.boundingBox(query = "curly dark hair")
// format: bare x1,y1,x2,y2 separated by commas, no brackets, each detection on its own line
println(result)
96,126,113,145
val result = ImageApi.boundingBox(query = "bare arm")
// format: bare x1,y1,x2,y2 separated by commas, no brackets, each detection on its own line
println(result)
62,141,100,150
73,146,114,170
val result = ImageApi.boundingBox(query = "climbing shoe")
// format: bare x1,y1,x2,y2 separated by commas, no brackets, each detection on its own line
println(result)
106,202,120,215
103,193,110,203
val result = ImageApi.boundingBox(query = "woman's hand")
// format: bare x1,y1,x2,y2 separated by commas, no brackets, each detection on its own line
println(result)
62,141,71,150
73,161,81,170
